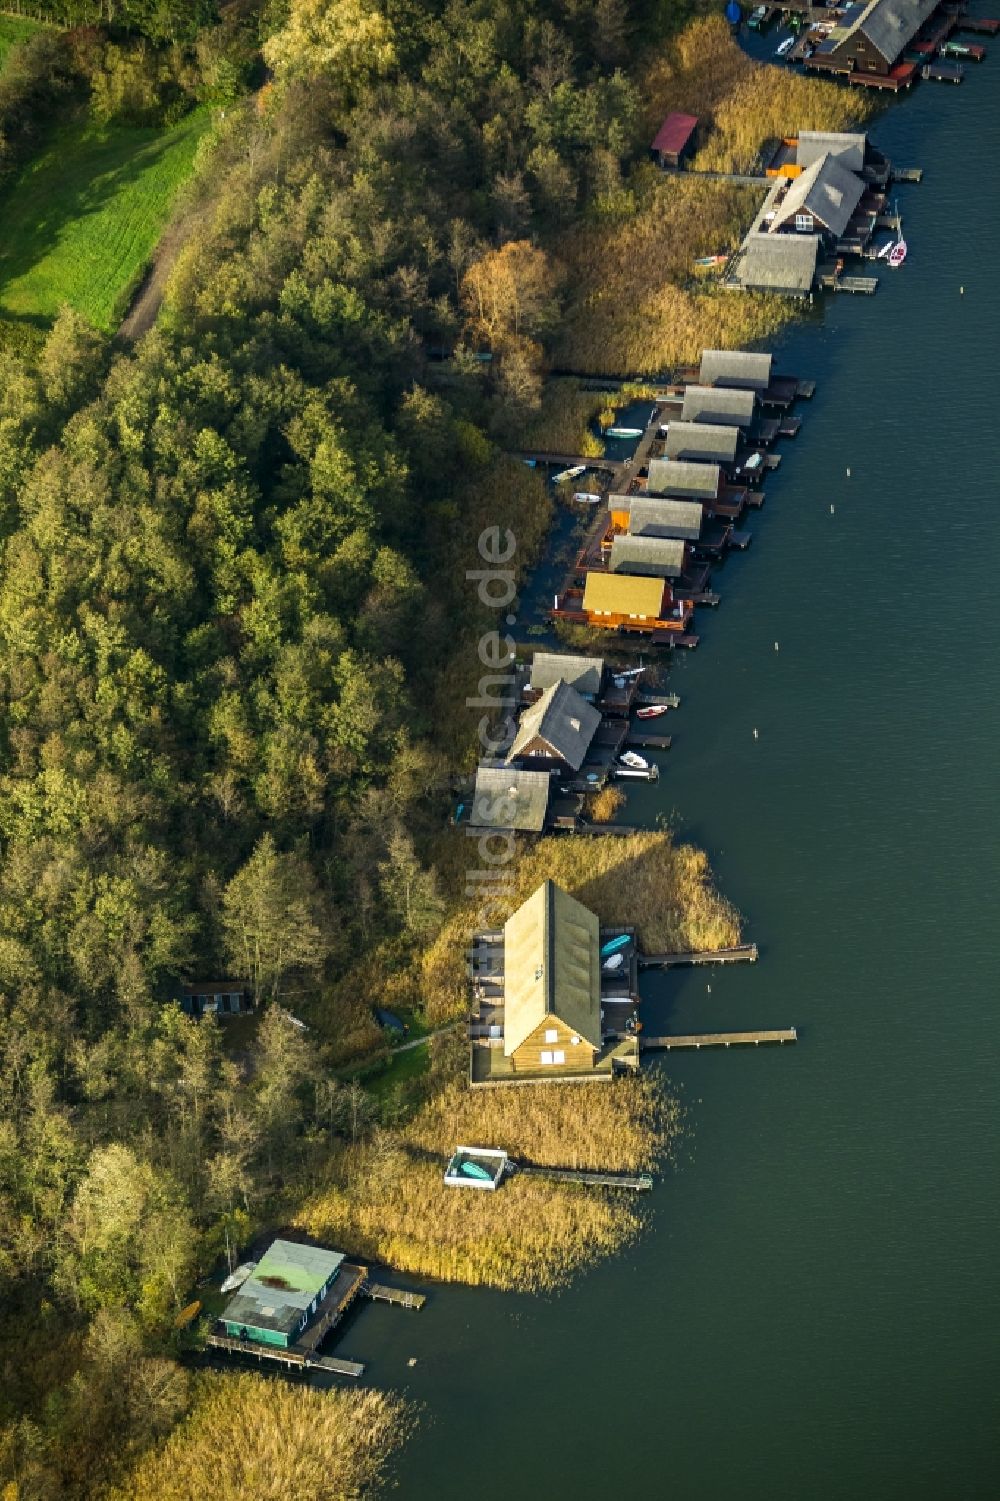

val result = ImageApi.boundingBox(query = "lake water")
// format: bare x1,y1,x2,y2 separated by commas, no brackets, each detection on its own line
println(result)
356,43,1000,1500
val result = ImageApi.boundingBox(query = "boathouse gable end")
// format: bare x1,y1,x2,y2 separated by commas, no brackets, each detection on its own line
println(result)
506,679,601,771
815,0,938,74
502,880,602,1064
769,153,864,240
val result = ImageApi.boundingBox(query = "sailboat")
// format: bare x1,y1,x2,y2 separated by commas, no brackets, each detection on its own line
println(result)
888,238,907,267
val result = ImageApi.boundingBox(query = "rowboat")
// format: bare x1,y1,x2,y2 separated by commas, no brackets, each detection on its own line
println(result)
460,1159,494,1182
775,35,794,55
572,491,602,503
602,952,625,972
636,704,669,719
606,426,644,439
619,751,649,771
601,934,631,957
888,238,907,267
552,465,586,483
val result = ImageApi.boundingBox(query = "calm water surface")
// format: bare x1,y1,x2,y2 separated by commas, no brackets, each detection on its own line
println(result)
352,48,1000,1501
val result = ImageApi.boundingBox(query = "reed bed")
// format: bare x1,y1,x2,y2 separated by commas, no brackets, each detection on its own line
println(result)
297,1072,677,1290
521,379,610,455
112,1374,413,1501
584,785,626,823
421,828,741,1025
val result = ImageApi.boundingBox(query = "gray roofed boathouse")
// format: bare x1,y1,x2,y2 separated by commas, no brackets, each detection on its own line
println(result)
506,679,601,771
644,458,721,499
680,385,756,428
699,349,773,392
530,651,604,699
609,534,686,579
627,497,703,541
664,421,739,463
471,765,551,832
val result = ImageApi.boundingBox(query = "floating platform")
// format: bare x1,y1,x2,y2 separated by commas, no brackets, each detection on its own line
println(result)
626,731,673,749
642,1029,797,1050
639,942,758,969
922,59,964,80
890,166,923,182
729,529,752,549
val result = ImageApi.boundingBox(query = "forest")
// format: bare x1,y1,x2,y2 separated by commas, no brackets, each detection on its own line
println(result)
0,1,866,1496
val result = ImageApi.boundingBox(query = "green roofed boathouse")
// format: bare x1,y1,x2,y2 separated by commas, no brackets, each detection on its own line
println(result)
221,1239,345,1349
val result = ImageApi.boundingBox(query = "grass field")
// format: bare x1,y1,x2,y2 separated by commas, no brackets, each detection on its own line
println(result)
0,109,210,331
0,15,40,74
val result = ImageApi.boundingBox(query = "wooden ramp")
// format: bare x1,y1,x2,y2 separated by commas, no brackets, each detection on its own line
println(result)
642,1028,796,1050
639,943,758,969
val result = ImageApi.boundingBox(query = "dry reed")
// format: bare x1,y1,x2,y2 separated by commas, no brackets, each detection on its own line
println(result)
585,785,626,823
521,379,609,455
111,1373,414,1501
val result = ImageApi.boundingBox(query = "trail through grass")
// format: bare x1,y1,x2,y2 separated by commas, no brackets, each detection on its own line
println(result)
0,109,210,330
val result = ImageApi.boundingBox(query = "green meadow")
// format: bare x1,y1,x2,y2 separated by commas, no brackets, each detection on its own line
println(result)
0,109,209,331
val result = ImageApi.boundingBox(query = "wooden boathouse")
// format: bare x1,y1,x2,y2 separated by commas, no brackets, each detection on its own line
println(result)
664,421,739,464
506,679,601,772
805,0,938,83
650,111,698,168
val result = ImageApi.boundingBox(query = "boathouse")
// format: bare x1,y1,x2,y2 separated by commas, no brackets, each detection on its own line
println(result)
181,980,252,1018
530,651,604,700
807,0,938,78
506,679,600,771
699,349,772,392
645,459,722,501
650,111,698,168
581,571,673,628
767,153,865,241
609,534,687,580
681,385,756,429
471,765,551,833
468,881,641,1084
664,421,739,464
221,1240,345,1349
617,496,704,541
796,130,866,174
730,233,819,297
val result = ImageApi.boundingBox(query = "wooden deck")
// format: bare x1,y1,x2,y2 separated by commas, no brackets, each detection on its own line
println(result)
638,943,758,969
514,1163,653,1191
642,1029,797,1050
366,1282,426,1310
206,1331,366,1378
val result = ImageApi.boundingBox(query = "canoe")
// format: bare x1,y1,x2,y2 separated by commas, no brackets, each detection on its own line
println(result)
460,1160,494,1182
600,934,631,957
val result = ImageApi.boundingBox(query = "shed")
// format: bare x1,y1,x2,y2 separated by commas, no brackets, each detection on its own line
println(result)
530,651,604,699
645,458,722,500
609,534,687,579
471,765,551,833
664,421,739,463
506,679,600,771
732,233,819,297
680,385,756,428
503,880,601,1069
796,130,866,173
699,349,773,392
582,571,667,624
651,112,699,169
181,980,251,1019
769,153,864,239
221,1240,344,1349
628,496,703,541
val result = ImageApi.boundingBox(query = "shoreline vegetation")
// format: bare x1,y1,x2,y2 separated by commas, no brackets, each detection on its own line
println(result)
0,2,856,1498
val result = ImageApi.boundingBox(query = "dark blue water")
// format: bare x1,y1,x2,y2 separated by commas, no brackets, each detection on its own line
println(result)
353,49,1000,1501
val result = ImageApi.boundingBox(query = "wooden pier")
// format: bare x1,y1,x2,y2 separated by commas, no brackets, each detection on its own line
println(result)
514,1163,653,1191
891,166,923,182
638,942,758,969
366,1282,427,1310
922,59,963,81
642,1028,797,1050
206,1332,366,1378
626,730,672,750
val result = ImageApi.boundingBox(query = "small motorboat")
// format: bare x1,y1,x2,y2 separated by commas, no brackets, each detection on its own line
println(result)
636,704,670,720
601,933,631,957
606,425,644,439
775,35,795,55
888,238,907,267
602,952,625,972
221,1262,257,1294
619,751,649,771
573,491,602,503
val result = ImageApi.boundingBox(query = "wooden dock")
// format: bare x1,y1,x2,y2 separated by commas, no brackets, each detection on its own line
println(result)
835,276,879,295
642,1029,797,1050
638,943,758,969
206,1332,366,1378
922,59,963,81
891,166,923,182
514,1163,653,1191
626,731,672,750
366,1282,426,1310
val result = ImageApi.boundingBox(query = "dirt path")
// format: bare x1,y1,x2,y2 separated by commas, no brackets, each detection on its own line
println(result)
117,206,201,341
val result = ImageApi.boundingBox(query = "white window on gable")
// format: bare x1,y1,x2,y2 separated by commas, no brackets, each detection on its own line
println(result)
540,1050,554,1066
794,213,814,233
570,1034,580,1045
544,1028,558,1043
552,1050,566,1064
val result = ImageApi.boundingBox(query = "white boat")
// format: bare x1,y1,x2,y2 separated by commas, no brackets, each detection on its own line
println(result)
221,1261,257,1294
741,451,764,474
552,465,586,483
876,238,895,260
775,35,795,55
606,426,644,439
602,953,625,972
636,705,670,719
619,751,649,771
601,992,634,1002
888,238,907,268
572,491,602,503
613,666,645,681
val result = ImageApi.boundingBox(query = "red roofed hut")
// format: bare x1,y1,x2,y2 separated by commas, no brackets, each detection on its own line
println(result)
651,112,699,169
